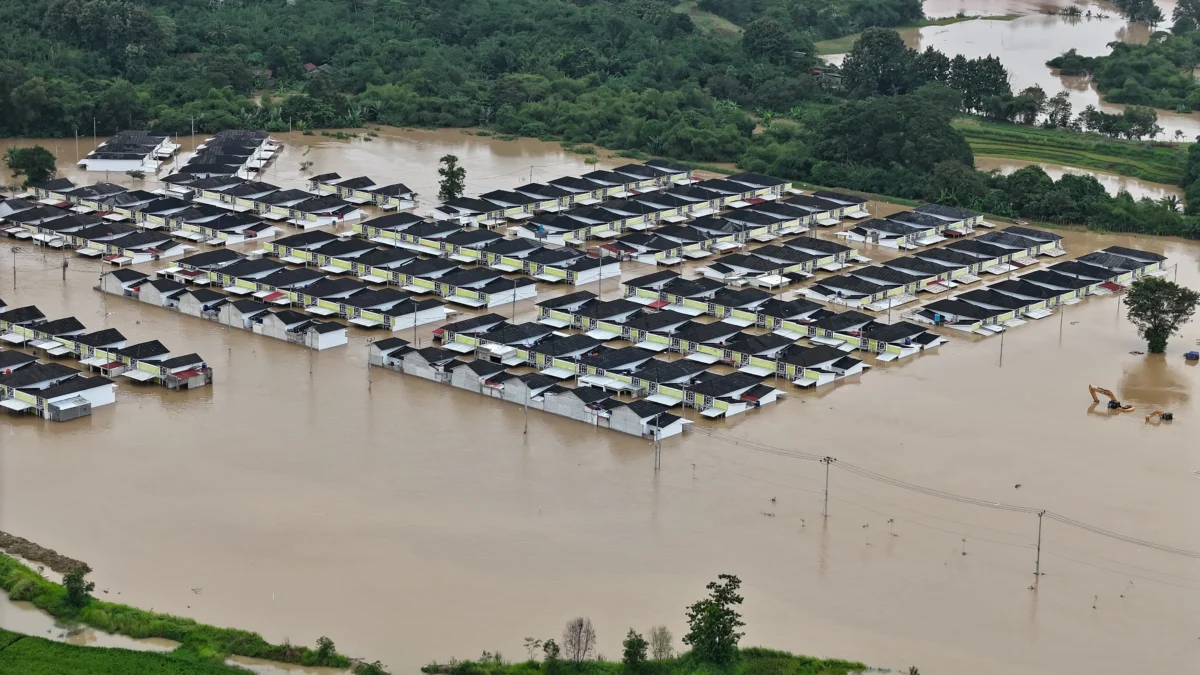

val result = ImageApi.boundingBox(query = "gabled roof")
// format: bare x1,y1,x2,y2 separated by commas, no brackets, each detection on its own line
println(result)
578,346,656,370
274,230,340,248
459,359,508,377
177,249,244,269
812,311,874,332
623,270,680,289
780,345,844,367
482,322,553,345
556,385,612,404
622,310,693,332
861,321,927,343
269,309,311,326
724,332,794,355
218,258,286,278
184,289,228,305
690,372,763,397
159,353,205,369
437,313,508,335
674,321,743,344
372,337,411,354
630,357,710,383
73,328,126,347
34,317,86,335
621,400,671,419
116,340,170,360
143,278,187,294
27,375,113,399
229,299,271,315
0,350,38,370
0,362,79,387
537,290,598,309
0,305,47,324
530,333,603,357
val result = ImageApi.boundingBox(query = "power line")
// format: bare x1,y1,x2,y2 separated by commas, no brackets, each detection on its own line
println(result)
695,432,1200,560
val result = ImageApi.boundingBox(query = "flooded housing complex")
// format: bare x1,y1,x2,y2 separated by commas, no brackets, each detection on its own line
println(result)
0,130,1171,434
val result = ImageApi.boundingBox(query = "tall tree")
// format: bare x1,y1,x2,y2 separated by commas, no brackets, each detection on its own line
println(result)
647,625,673,660
621,629,648,672
1123,277,1200,353
682,574,745,667
561,617,596,665
4,146,57,186
840,27,915,96
437,154,466,202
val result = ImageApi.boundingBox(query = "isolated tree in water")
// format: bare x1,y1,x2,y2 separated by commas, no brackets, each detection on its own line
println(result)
63,569,95,607
682,574,745,666
4,146,56,186
438,154,466,202
1123,276,1200,353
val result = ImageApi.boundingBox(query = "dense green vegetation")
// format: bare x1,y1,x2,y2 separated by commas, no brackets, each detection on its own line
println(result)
696,0,923,40
421,648,866,675
421,574,868,675
0,628,249,675
1123,277,1200,353
0,554,371,672
953,118,1188,184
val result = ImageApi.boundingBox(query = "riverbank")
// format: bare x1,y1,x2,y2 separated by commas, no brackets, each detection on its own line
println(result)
953,118,1188,184
814,14,1018,54
0,627,249,674
421,648,866,675
0,554,382,674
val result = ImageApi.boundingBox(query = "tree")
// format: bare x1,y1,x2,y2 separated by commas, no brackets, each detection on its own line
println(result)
543,638,561,662
622,629,648,672
1123,276,1200,353
742,18,792,63
682,574,745,667
523,637,543,661
63,569,95,607
4,146,57,186
561,617,596,665
840,27,915,96
648,625,673,660
125,169,146,180
437,154,466,202
315,636,336,665
1043,92,1073,129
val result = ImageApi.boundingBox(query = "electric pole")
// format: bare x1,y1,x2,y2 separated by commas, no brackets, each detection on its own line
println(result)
653,429,661,472
1034,510,1045,588
822,456,835,517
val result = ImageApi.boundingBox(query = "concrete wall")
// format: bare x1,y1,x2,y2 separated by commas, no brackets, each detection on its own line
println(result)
178,294,219,319
47,383,115,410
138,285,178,308
257,315,293,342
608,407,649,437
307,329,347,350
100,275,140,297
401,352,450,383
542,391,600,426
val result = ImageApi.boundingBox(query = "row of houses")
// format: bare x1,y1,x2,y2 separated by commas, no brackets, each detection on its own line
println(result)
839,203,985,249
99,268,350,350
176,175,368,228
309,173,416,210
535,287,942,372
0,195,189,265
0,299,211,421
165,130,280,180
262,229,545,307
162,247,448,332
79,130,180,173
802,226,1068,310
911,246,1169,334
369,336,690,438
427,316,786,419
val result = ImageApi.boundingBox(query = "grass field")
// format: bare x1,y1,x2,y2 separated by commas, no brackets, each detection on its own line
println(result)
814,14,1018,55
0,554,360,670
954,117,1188,185
422,647,867,675
0,628,249,675
672,1,742,36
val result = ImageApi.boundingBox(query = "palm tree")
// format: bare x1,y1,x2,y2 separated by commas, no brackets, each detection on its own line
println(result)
1159,194,1180,212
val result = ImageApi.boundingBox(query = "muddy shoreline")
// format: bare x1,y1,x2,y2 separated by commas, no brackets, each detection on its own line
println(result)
0,531,89,574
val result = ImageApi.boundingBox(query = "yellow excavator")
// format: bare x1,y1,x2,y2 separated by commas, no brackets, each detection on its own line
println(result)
1145,410,1174,423
1088,385,1134,412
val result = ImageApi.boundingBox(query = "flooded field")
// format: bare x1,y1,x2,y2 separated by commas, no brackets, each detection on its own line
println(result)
975,156,1186,201
1,131,1199,675
825,0,1200,139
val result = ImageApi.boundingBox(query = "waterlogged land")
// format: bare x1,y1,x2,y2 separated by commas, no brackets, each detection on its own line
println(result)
1,131,1199,675
955,118,1188,184
0,627,249,675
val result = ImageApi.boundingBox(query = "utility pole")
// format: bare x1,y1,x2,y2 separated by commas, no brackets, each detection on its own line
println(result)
653,429,661,472
821,456,835,517
511,278,518,321
366,339,373,389
523,389,529,435
93,117,97,154
998,328,1005,368
1034,510,1045,588
308,328,314,375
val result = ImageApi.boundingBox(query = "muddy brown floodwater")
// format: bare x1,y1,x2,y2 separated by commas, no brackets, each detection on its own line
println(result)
824,0,1200,139
974,157,1186,201
2,131,1200,675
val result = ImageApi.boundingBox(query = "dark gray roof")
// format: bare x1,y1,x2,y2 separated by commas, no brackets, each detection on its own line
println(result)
159,353,205,369
690,372,763,397
27,375,113,399
116,340,170,360
73,328,125,347
33,317,86,335
106,268,150,283
0,306,46,324
0,362,80,387
177,249,244,269
0,350,38,369
482,322,553,345
436,314,508,336
578,346,656,370
537,291,598,309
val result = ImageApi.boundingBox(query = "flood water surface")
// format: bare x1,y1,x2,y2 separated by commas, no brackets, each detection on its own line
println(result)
975,156,1186,201
1,134,1199,675
825,1,1200,139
